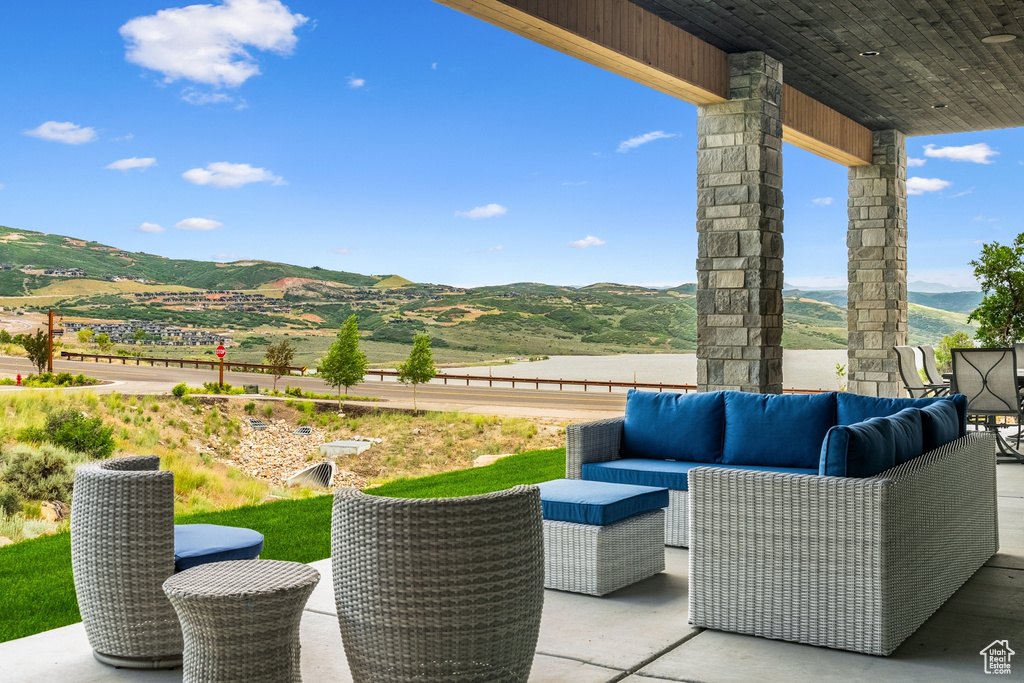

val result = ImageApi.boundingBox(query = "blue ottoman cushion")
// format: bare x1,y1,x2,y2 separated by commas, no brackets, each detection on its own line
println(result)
537,479,668,526
174,524,264,571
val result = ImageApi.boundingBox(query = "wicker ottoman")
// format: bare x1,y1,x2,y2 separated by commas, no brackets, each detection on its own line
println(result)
163,560,320,683
537,479,668,596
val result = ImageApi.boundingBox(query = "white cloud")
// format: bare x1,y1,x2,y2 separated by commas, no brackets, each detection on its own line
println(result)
181,87,235,105
112,133,135,143
182,162,285,188
431,62,438,70
907,177,952,195
562,181,587,186
950,187,975,198
24,121,97,145
974,215,998,223
617,131,676,153
455,203,508,219
347,76,365,88
811,197,834,206
175,217,223,231
119,0,309,89
137,222,165,233
329,247,351,255
107,157,157,171
907,157,926,167
923,143,998,164
486,245,504,252
569,235,606,249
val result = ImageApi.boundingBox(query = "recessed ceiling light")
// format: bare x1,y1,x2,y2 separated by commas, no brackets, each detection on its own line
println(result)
859,51,880,57
932,103,948,109
982,34,1018,44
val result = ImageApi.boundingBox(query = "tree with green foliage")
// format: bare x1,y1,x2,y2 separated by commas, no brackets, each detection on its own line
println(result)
934,331,974,374
21,329,48,373
319,315,368,406
76,328,94,345
133,328,147,343
264,338,296,391
397,333,436,413
95,332,112,353
969,233,1024,346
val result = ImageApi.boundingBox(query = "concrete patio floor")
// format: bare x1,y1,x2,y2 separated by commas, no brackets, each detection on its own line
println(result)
4,462,1023,682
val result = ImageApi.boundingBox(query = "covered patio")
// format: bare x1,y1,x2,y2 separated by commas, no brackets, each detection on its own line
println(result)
2,447,1021,682
434,0,1024,396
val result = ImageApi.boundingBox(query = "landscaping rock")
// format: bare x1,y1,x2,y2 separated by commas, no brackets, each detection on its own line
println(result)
0,536,13,547
40,501,69,522
473,453,513,468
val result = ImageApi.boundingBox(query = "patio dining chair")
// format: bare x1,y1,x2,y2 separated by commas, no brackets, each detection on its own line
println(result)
71,456,264,668
895,345,947,397
919,344,950,387
951,347,1024,462
331,486,544,682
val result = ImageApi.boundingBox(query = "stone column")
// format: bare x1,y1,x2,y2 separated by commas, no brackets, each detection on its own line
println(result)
847,130,908,397
695,52,784,394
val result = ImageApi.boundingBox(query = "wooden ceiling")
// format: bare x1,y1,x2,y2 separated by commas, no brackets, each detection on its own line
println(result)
630,0,1024,136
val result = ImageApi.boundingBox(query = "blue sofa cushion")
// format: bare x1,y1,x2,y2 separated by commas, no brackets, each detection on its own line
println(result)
889,407,924,465
537,479,668,525
920,400,960,453
621,389,724,464
837,393,967,436
721,391,837,468
174,524,264,571
820,416,896,478
582,459,818,491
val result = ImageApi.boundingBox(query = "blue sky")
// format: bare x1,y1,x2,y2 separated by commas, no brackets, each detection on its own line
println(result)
1,1,1019,290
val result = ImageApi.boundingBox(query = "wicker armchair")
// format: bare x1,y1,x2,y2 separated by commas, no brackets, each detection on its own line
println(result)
331,486,545,683
71,456,183,668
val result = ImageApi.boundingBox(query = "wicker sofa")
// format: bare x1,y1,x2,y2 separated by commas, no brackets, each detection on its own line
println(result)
567,389,998,655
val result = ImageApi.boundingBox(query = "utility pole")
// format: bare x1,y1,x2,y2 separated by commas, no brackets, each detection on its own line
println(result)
47,310,54,373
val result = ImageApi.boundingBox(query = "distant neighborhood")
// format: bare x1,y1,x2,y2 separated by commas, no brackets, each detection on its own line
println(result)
63,321,227,347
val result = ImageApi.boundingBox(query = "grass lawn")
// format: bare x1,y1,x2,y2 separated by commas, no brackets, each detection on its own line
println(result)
0,447,565,643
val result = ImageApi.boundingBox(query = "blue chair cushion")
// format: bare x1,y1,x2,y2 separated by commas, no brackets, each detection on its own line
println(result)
582,459,817,491
174,524,264,571
721,391,837,469
920,400,960,453
888,407,924,465
621,389,724,464
836,393,967,436
820,416,896,478
537,479,668,525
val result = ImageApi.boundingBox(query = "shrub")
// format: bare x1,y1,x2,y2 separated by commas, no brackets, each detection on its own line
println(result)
172,382,188,398
1,444,75,503
263,404,274,418
54,372,74,386
285,385,303,398
0,486,22,514
244,401,257,415
26,409,116,460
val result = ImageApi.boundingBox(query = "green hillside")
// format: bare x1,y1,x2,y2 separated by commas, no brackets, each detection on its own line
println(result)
0,224,980,356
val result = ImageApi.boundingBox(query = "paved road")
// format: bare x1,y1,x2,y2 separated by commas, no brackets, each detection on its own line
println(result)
0,356,624,418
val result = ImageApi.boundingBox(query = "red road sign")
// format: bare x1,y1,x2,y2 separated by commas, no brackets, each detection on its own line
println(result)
216,345,226,359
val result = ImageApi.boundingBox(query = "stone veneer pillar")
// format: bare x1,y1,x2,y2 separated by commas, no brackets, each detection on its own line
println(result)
847,130,908,397
695,52,784,394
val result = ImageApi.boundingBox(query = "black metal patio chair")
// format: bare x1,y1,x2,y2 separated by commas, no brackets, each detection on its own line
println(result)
895,345,947,398
951,347,1024,463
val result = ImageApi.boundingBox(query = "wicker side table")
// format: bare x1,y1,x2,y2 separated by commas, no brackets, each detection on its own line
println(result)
163,560,320,683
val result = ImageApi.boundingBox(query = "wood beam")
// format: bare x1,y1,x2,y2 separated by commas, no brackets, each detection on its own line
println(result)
434,0,873,166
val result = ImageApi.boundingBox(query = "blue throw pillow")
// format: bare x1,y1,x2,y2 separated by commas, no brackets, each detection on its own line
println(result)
621,390,725,463
888,407,924,465
836,393,967,436
920,400,960,452
722,391,837,469
820,416,896,478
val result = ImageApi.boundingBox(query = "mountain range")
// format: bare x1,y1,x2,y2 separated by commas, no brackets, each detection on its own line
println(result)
0,225,979,356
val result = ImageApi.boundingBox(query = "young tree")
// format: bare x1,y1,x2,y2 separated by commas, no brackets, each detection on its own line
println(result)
934,331,974,373
21,329,49,373
133,328,148,343
264,339,296,391
95,333,113,353
319,315,368,406
397,333,436,413
76,328,94,345
0,329,11,344
969,233,1024,346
